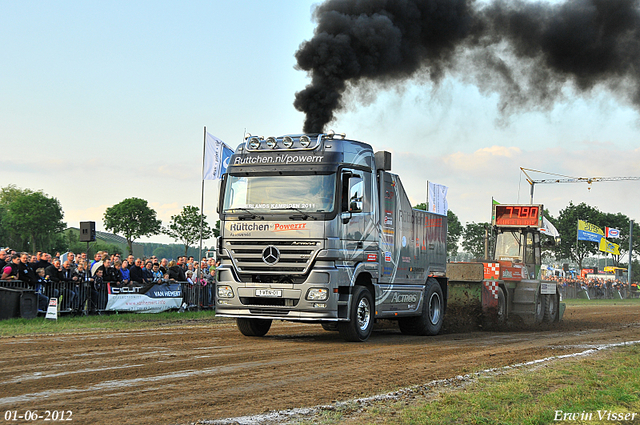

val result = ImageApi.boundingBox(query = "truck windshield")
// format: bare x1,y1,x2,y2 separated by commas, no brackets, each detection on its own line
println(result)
223,174,336,213
495,230,523,262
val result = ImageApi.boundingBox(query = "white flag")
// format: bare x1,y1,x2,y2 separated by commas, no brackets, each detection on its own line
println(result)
203,133,233,180
540,216,559,238
426,181,448,216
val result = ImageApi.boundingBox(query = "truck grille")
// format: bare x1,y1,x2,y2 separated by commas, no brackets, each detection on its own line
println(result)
226,240,321,274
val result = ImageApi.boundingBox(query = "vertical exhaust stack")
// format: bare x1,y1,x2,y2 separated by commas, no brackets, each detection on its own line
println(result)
294,0,640,133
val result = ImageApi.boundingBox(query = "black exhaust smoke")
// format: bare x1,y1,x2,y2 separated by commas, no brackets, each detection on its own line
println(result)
294,0,640,133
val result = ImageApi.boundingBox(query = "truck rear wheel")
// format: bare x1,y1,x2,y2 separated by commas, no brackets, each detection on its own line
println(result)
237,318,272,337
338,286,374,342
544,293,558,323
398,278,444,336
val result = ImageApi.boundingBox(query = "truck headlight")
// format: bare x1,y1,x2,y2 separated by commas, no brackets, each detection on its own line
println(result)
306,288,328,301
217,286,234,298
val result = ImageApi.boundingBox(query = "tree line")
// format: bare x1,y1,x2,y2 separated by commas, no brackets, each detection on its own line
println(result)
0,185,219,256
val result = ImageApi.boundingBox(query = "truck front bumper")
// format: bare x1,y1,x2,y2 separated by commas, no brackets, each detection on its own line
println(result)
215,263,349,322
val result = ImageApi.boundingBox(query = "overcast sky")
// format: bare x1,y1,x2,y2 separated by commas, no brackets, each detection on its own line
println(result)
2,0,639,247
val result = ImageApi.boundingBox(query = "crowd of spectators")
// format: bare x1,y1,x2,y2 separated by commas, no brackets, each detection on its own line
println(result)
544,274,637,299
0,248,220,313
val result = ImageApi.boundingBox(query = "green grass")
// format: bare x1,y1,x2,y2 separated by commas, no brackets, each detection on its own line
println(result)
0,310,218,337
322,345,640,425
563,297,640,307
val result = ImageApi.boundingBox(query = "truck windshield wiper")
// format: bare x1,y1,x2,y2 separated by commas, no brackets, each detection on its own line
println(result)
223,208,262,220
271,207,317,220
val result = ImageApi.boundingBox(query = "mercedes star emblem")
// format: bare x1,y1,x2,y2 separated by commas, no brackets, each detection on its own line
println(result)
262,245,280,265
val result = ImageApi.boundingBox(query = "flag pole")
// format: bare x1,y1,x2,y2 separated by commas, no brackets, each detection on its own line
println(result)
629,220,634,286
198,126,207,281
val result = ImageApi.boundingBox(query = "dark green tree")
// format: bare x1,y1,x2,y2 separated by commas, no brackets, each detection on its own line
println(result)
103,198,161,255
462,222,492,259
0,185,66,252
163,206,214,256
413,204,461,257
554,202,603,270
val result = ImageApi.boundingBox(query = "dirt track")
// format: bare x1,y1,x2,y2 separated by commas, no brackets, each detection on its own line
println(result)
1,304,639,425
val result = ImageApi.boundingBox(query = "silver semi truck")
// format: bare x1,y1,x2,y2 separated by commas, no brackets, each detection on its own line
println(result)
215,132,447,341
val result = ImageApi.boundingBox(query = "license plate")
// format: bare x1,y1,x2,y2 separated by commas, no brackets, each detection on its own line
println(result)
255,289,282,297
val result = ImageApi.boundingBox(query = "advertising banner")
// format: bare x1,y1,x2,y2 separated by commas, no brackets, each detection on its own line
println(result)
599,238,620,255
105,283,183,313
605,226,621,238
577,220,604,243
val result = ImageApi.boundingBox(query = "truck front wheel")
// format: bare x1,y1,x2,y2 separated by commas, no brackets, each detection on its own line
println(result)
399,278,444,336
338,286,374,342
544,293,558,323
534,291,546,324
237,318,272,337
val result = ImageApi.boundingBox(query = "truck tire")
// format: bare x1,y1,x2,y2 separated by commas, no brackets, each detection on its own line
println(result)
398,278,444,336
321,323,339,331
237,318,272,337
338,286,374,342
544,293,558,323
534,291,546,324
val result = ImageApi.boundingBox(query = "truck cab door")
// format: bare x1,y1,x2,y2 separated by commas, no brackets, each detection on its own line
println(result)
340,170,366,260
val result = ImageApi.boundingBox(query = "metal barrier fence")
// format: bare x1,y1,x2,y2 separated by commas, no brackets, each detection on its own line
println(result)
0,279,215,315
558,283,637,300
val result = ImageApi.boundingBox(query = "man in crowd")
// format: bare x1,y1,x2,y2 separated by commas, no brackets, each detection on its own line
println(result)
129,258,144,284
127,255,135,269
29,254,38,270
45,259,63,283
0,249,7,270
159,258,169,274
177,256,187,271
61,260,78,283
34,252,51,271
67,252,77,272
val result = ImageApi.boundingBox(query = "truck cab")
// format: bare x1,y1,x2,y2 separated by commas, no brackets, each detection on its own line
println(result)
215,133,448,341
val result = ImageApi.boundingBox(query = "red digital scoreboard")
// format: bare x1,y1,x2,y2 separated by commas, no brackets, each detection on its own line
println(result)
492,204,543,228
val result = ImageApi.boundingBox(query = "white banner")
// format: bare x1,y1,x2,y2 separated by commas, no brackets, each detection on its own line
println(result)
426,181,448,216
